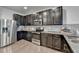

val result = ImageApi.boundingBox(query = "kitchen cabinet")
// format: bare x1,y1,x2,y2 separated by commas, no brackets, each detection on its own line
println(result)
13,14,35,26
38,6,63,25
41,33,61,49
20,16,25,25
17,31,26,41
42,9,54,25
40,33,48,47
53,6,63,25
33,12,43,25
13,6,63,26
22,16,27,25
40,33,73,53
52,34,61,50
25,14,35,25
42,9,53,25
46,34,53,48
26,15,32,25
26,32,32,42
13,14,24,26
17,31,32,42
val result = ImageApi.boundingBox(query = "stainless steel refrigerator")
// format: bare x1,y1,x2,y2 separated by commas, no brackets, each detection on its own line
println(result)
0,19,17,47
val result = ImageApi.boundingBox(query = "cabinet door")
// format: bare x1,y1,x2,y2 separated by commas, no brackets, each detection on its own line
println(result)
17,31,23,41
46,34,53,48
53,6,63,25
32,33,40,40
40,33,48,47
31,14,35,25
20,16,24,25
42,9,54,25
37,12,43,25
46,9,54,25
26,15,33,25
52,35,61,49
25,32,32,42
33,12,43,26
42,11,48,25
13,14,23,26
23,16,27,26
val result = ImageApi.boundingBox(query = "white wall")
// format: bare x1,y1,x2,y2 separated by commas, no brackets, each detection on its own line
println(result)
63,6,79,24
0,7,24,20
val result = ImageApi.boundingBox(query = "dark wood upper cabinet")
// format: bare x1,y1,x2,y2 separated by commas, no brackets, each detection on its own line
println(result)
23,16,27,25
25,14,35,25
42,10,49,25
13,14,23,26
42,9,53,25
13,6,63,26
33,12,43,26
53,6,63,25
35,6,63,25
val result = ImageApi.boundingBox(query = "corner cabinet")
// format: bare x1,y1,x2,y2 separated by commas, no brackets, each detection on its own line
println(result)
13,14,24,26
17,31,32,42
40,33,73,53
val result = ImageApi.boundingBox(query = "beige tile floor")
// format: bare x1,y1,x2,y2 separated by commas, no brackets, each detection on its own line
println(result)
0,40,62,53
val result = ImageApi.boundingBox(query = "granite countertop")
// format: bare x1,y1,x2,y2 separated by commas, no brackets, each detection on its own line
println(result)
41,31,72,35
64,35,79,53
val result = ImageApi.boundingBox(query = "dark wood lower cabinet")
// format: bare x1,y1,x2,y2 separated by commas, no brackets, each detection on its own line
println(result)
46,34,53,48
17,31,32,42
40,33,73,53
40,33,48,47
52,34,61,50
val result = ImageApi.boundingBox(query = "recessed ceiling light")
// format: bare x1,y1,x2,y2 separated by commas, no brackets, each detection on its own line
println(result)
24,7,27,10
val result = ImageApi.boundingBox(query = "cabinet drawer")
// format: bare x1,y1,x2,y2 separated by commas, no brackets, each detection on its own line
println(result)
32,34,40,40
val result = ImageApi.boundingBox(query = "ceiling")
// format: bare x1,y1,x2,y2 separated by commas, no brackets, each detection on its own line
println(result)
1,6,56,15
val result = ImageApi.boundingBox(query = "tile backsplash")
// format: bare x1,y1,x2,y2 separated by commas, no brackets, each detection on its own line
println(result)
17,24,79,32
